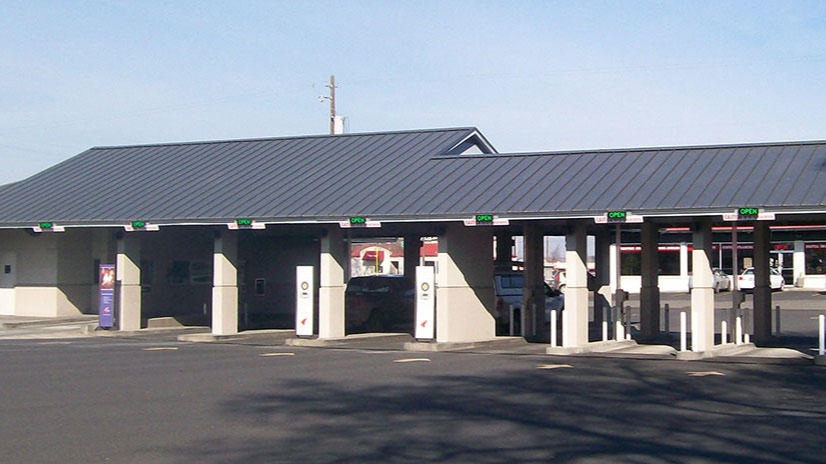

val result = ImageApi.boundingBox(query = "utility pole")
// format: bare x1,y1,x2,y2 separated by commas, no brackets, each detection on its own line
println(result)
326,75,337,135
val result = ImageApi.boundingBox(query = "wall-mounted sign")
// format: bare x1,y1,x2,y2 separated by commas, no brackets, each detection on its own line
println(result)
722,208,775,221
99,264,115,329
228,218,266,230
339,217,381,228
594,211,643,224
463,214,509,226
124,220,159,232
33,222,65,232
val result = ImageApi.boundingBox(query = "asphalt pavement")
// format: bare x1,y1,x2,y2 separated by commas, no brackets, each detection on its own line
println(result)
0,337,824,463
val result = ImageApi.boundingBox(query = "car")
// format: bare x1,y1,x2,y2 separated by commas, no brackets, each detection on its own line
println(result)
344,275,415,333
494,273,564,327
688,268,731,293
551,269,597,293
736,267,785,292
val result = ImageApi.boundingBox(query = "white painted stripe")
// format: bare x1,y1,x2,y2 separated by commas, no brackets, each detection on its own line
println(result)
686,371,725,377
259,352,296,357
536,364,573,370
142,347,179,351
394,358,431,363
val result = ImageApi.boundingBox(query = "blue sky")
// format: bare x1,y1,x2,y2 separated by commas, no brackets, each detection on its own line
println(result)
1,0,825,184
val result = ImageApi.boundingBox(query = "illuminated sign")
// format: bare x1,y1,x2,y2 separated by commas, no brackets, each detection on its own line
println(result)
475,214,494,224
349,216,367,226
723,208,775,222
594,211,643,224
464,214,508,226
227,218,265,230
236,218,253,227
131,221,146,229
33,222,64,232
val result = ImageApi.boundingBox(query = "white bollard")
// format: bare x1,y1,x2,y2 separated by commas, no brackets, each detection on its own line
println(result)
680,311,687,352
744,333,750,344
602,320,608,342
509,304,515,337
550,309,558,348
615,320,624,342
819,314,825,356
736,316,743,345
721,320,728,345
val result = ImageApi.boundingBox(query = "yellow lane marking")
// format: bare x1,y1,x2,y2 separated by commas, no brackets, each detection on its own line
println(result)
687,371,725,377
394,358,431,363
536,364,573,370
259,352,296,357
142,347,179,351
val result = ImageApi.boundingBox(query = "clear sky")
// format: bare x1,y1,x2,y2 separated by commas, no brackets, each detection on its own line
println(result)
1,0,825,185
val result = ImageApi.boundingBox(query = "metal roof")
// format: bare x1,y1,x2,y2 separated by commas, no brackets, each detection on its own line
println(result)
1,130,825,228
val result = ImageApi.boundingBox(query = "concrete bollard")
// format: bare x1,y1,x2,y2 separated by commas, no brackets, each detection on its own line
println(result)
820,314,825,357
615,320,624,342
721,320,728,345
680,311,687,352
602,320,608,342
664,303,670,333
736,316,743,345
550,309,558,348
509,304,515,337
775,305,781,335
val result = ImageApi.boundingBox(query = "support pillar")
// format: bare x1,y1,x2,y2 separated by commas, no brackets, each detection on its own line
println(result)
640,222,661,340
753,222,772,344
593,230,611,330
495,233,514,267
563,221,589,347
793,240,805,287
116,234,141,331
436,223,495,343
212,230,239,336
403,235,421,279
691,219,714,352
319,226,346,339
522,223,545,342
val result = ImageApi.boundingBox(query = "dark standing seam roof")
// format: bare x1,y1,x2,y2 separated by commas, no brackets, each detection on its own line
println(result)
1,130,826,227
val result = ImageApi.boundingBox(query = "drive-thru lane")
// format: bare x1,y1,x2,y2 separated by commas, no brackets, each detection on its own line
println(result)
0,338,824,463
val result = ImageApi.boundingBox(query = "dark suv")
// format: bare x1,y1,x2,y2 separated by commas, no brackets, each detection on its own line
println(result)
345,275,415,333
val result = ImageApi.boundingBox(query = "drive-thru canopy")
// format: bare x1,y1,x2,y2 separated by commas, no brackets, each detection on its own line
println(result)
1,127,825,352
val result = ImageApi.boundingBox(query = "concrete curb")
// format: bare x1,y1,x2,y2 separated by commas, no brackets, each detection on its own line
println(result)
179,329,294,343
285,333,413,348
0,316,98,329
405,336,528,352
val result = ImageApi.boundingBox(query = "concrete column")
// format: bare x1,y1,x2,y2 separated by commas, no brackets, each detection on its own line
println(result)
680,242,689,286
793,240,805,287
691,219,714,352
495,233,514,266
403,235,421,280
212,230,238,336
522,223,545,342
639,222,661,340
436,223,495,343
319,226,346,339
563,221,589,347
753,222,772,344
116,234,141,331
593,230,611,328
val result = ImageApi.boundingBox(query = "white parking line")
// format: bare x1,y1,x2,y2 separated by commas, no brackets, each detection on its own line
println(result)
259,352,296,357
536,363,573,370
394,358,431,363
686,371,725,377
142,347,179,351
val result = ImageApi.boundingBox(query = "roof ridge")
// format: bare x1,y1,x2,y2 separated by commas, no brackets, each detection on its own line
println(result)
89,127,479,151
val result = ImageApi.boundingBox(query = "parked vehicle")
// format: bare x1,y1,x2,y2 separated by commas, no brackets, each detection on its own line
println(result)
494,273,564,327
345,275,415,333
737,267,785,292
688,268,731,293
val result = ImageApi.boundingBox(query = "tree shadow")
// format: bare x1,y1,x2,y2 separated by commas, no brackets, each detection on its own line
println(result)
163,359,826,463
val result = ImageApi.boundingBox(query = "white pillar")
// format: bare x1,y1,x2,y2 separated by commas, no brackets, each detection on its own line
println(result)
436,223,495,343
319,226,346,339
793,240,805,287
691,220,714,352
680,242,689,291
212,231,239,336
116,234,141,331
563,221,589,347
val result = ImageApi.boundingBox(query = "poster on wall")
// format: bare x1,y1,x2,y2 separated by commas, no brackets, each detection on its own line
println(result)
99,264,115,329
